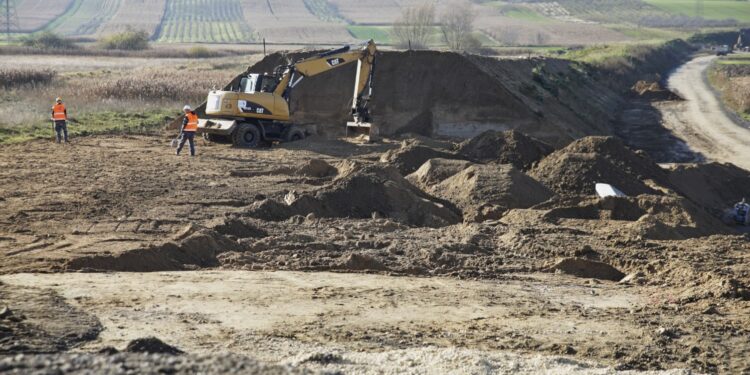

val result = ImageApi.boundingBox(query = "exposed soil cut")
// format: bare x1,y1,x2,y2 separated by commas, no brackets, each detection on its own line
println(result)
197,51,623,146
456,130,553,170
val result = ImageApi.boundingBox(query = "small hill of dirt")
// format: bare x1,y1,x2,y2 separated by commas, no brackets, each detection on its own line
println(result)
428,164,553,222
456,130,554,170
249,165,461,227
668,162,750,214
380,141,464,175
551,258,625,281
530,136,670,196
406,158,474,190
540,195,734,240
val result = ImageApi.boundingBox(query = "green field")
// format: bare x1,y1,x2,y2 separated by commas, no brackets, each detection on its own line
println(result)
644,0,750,21
717,55,750,65
156,0,256,43
0,110,174,144
347,26,392,44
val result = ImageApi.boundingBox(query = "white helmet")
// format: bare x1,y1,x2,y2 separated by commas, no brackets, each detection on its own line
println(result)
183,105,192,111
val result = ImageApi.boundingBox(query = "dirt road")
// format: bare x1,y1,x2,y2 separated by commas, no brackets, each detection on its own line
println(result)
0,271,689,374
658,55,750,170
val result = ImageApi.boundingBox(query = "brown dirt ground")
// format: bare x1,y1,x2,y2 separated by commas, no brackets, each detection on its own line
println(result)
1,132,749,373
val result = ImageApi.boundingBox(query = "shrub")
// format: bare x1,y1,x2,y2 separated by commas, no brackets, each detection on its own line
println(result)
21,32,77,49
186,46,217,58
99,30,150,50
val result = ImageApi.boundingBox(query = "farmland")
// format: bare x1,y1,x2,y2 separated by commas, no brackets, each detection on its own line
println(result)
13,0,73,32
645,0,750,22
156,0,257,43
43,0,122,36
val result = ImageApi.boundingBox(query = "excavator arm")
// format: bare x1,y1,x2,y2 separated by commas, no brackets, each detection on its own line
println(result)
274,40,378,137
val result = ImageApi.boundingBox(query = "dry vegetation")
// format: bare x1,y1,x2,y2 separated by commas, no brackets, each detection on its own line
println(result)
709,61,750,119
0,54,255,142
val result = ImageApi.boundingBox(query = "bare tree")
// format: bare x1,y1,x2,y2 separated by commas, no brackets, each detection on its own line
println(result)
391,3,435,50
439,2,477,52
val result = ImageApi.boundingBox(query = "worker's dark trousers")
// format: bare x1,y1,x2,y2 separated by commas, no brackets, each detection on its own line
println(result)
54,121,68,143
177,132,196,156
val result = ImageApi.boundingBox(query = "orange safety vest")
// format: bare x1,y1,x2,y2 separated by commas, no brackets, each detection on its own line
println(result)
52,103,66,121
184,112,199,132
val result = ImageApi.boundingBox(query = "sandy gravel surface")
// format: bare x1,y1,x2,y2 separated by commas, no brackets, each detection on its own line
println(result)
658,55,750,170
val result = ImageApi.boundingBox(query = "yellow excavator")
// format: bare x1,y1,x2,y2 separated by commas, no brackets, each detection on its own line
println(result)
198,40,378,147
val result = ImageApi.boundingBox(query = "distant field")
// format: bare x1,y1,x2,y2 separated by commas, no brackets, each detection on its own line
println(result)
156,0,257,43
44,0,121,36
14,0,73,32
644,0,750,21
347,26,392,45
717,54,750,65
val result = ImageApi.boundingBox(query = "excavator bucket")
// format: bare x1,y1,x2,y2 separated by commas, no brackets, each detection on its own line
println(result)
346,121,379,142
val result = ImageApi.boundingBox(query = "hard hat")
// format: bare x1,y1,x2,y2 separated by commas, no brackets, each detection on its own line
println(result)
55,97,62,102
183,105,192,111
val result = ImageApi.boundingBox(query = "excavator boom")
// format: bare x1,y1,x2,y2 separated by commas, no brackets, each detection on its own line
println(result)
199,40,378,147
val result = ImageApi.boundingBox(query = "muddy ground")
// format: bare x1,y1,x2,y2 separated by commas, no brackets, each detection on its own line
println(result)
0,130,749,374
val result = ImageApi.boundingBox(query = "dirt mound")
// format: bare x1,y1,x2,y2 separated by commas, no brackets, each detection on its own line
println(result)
294,159,338,178
406,158,474,190
380,141,464,175
668,162,750,214
530,136,670,196
456,130,553,170
631,81,681,101
540,194,734,240
248,165,461,227
125,337,184,355
427,164,553,222
551,258,625,281
65,227,243,272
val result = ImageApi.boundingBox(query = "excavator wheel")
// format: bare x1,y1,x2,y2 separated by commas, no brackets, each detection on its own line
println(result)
284,127,306,143
232,123,262,148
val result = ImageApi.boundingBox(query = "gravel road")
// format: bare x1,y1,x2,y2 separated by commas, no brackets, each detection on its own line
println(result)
658,54,750,170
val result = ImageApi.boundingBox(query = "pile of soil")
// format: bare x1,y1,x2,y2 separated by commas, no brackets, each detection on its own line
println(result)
551,258,625,281
406,158,474,190
249,165,461,227
427,164,553,222
456,130,553,170
540,194,733,240
668,162,750,214
64,219,256,272
380,141,464,175
530,136,670,196
125,337,184,355
631,80,681,101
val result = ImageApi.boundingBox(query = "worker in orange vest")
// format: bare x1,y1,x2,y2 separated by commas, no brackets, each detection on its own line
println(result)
51,97,68,143
176,105,198,156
